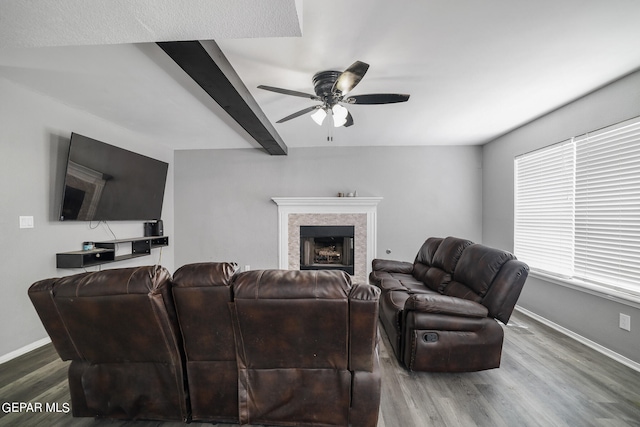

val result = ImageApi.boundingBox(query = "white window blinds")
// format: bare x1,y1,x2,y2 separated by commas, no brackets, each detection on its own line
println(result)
514,115,640,293
515,140,575,277
574,118,640,291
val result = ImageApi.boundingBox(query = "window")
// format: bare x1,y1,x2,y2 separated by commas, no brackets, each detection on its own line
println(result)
514,116,640,295
514,140,575,277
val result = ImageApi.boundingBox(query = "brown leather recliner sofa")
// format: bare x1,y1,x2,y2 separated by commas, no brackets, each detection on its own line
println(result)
370,236,528,372
28,266,189,421
28,263,381,426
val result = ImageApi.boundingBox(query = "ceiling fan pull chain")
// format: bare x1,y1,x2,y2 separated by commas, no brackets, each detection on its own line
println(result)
327,115,334,142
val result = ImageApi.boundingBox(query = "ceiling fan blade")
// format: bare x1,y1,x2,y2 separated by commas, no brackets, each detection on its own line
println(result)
345,93,410,104
344,111,354,127
332,61,370,95
258,85,320,100
276,105,321,123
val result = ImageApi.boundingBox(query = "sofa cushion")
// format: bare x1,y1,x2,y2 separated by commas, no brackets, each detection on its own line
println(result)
396,274,432,293
412,238,450,292
172,262,238,364
431,237,473,273
453,244,515,297
376,276,405,292
232,270,350,370
50,266,180,364
373,272,430,294
442,280,483,303
415,263,451,293
413,237,443,265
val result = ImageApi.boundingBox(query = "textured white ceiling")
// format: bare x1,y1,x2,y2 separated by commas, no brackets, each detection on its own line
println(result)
219,0,640,147
0,0,302,48
1,0,640,150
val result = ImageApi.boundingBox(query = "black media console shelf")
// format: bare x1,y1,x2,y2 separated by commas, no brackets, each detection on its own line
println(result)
56,236,169,268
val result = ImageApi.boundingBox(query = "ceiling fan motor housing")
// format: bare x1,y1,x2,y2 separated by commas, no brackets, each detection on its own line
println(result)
313,70,341,97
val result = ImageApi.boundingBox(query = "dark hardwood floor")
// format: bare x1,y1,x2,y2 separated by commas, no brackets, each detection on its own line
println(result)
2,310,639,426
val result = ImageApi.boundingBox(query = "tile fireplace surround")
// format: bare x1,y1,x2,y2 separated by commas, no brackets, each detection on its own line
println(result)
272,197,382,283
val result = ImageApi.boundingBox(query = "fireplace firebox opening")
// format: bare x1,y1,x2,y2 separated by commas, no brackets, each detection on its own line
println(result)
300,225,355,275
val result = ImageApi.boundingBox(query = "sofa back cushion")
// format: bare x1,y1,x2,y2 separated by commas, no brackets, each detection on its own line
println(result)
172,262,239,422
172,262,238,362
414,237,443,265
443,244,512,304
230,269,353,426
445,243,528,323
414,237,472,292
453,244,515,297
432,237,473,272
441,280,483,303
232,269,350,369
36,266,180,364
413,238,442,292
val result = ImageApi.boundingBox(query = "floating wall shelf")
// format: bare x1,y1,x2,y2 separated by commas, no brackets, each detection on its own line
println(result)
56,236,168,268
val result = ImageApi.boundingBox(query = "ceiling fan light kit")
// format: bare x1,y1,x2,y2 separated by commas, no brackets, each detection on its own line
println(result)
311,108,327,125
258,60,410,131
332,104,349,127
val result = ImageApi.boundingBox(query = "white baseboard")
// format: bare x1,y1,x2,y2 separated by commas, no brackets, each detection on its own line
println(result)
0,337,51,365
515,306,640,373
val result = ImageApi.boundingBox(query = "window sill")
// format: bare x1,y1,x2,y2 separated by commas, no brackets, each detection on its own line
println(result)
529,269,640,310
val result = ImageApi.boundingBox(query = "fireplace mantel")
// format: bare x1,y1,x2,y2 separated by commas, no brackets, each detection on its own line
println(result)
272,197,384,208
272,197,382,281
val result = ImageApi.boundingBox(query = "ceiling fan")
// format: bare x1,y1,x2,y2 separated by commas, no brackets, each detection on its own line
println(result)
257,61,410,128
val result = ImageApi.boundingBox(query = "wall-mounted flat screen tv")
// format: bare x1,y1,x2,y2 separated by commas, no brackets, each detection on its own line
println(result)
59,133,169,221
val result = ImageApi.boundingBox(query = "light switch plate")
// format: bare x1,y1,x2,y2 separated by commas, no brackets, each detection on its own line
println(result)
620,313,631,331
19,216,34,229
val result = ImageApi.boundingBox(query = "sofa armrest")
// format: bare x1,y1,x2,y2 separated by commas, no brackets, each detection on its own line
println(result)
404,294,488,318
349,283,381,372
371,259,414,274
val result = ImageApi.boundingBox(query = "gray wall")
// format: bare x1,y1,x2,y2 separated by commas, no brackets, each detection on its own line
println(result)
482,69,640,365
0,78,175,360
174,145,483,271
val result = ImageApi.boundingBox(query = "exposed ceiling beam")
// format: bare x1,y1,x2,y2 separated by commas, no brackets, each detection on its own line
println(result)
158,40,288,155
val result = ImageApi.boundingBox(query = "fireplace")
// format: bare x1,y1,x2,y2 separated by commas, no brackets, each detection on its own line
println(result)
272,196,382,283
300,226,355,275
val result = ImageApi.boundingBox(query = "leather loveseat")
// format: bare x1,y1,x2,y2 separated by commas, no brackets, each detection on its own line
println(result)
369,236,528,372
29,263,381,426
